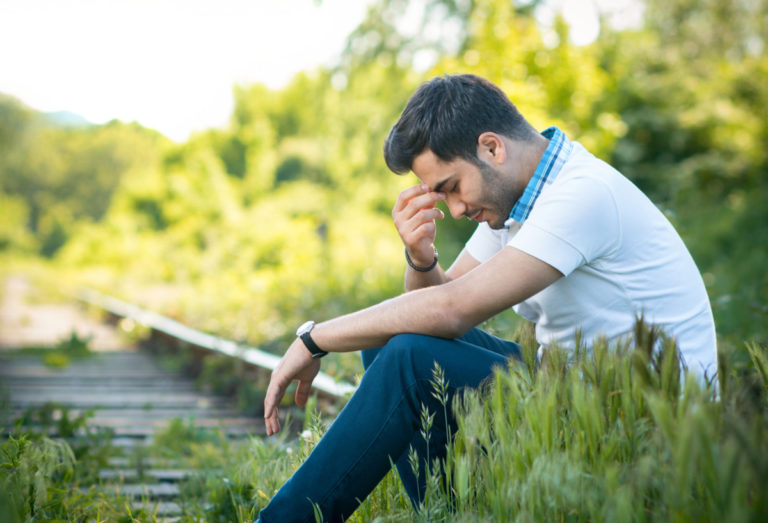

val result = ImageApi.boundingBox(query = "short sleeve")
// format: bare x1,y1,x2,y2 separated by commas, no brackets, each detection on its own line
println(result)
507,175,620,276
465,222,504,263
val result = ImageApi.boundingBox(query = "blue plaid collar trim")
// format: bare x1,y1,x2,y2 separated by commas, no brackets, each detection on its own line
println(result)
507,126,572,225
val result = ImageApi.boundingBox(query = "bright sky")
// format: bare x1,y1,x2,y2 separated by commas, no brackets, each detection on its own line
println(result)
0,0,642,142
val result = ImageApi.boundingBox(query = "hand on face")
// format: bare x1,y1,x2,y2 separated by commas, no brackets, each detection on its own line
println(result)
392,184,445,266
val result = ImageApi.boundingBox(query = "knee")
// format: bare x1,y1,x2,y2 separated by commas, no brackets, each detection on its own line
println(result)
361,346,382,371
374,333,435,372
361,334,429,371
386,333,431,351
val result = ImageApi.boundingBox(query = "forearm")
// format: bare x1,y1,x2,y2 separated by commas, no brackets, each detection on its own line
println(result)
311,284,465,353
309,247,562,355
264,247,562,436
404,262,449,291
405,247,479,292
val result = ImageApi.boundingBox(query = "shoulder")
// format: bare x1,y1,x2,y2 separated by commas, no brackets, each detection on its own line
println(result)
510,146,628,274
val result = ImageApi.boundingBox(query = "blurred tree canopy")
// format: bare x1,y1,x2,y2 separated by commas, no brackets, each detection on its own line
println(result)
1,0,765,365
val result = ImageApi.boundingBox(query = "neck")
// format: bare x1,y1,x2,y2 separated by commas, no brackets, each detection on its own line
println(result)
503,133,550,185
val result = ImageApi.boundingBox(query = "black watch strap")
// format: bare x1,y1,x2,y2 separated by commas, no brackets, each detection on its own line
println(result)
296,321,328,359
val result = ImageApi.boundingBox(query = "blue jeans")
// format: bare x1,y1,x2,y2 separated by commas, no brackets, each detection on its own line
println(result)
257,329,521,522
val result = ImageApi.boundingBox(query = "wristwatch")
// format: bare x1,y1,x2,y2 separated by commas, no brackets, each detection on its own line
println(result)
296,320,328,359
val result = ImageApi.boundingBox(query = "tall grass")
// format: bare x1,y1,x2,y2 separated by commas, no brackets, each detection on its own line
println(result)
3,322,767,521
348,321,768,521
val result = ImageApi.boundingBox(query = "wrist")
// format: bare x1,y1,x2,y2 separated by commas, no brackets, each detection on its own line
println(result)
405,248,438,272
296,320,328,359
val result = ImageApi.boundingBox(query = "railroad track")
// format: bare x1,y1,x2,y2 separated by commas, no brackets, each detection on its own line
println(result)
0,348,266,519
1,284,354,519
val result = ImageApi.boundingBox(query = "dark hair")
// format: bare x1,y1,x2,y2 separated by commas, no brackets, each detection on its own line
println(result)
384,74,537,174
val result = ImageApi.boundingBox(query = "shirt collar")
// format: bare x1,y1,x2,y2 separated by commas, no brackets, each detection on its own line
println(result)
505,126,572,227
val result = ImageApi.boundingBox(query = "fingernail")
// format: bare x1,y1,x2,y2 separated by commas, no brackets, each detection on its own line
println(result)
421,184,429,191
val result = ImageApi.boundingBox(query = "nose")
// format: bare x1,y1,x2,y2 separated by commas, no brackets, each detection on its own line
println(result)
445,195,466,219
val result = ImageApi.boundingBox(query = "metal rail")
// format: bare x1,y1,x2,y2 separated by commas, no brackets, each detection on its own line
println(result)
77,288,357,399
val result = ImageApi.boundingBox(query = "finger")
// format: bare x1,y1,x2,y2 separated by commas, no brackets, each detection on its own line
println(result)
295,380,313,407
397,194,446,226
410,220,438,240
264,387,284,424
403,207,445,235
394,184,430,213
394,185,446,219
398,190,445,217
265,407,280,436
264,380,287,435
394,195,446,233
401,209,444,255
264,400,278,435
407,191,445,213
403,223,437,253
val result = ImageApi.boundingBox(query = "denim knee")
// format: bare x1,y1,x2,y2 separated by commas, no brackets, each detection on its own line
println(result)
362,333,432,372
361,346,383,371
372,333,438,377
384,333,433,354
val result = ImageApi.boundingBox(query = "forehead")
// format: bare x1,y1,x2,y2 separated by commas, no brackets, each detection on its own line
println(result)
412,149,474,189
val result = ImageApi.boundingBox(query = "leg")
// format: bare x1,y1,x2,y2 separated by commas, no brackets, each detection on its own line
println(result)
258,330,520,522
361,328,520,507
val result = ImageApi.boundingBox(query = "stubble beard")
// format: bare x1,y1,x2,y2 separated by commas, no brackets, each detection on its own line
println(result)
477,161,519,230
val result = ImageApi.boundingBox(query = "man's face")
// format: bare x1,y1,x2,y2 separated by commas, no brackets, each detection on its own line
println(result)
411,149,524,229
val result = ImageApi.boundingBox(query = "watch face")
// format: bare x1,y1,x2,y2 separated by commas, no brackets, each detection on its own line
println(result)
296,320,314,336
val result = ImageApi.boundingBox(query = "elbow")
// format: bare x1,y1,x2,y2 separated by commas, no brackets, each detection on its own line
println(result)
433,288,474,339
440,321,471,340
453,313,476,338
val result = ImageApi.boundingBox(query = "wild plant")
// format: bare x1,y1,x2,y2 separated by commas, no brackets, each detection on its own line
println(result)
430,322,768,521
0,432,137,521
347,320,768,521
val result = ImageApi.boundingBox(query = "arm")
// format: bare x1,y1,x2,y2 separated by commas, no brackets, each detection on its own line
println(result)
393,184,480,290
264,246,562,435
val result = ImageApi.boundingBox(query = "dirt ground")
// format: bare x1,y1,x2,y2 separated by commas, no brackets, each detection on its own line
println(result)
0,274,133,351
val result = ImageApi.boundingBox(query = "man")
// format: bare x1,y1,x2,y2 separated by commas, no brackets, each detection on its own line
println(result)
257,74,717,522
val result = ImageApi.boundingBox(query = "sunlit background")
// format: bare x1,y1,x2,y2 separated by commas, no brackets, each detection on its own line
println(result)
1,0,641,141
0,0,766,362
1,1,768,519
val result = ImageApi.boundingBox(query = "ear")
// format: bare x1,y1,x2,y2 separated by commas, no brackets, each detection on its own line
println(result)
477,132,506,166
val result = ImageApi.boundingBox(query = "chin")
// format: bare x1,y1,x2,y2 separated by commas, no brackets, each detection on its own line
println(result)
487,216,506,229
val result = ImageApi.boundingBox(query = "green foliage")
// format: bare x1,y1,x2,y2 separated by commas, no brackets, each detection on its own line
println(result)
0,94,168,258
3,337,767,521
41,331,93,368
0,405,134,521
0,4,766,517
150,417,230,461
2,0,762,353
193,323,764,522
0,193,36,252
9,402,115,484
346,326,768,521
0,434,76,522
136,417,322,521
9,331,96,369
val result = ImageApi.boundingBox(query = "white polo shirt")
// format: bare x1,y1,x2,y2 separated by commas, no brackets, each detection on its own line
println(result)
465,140,718,380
